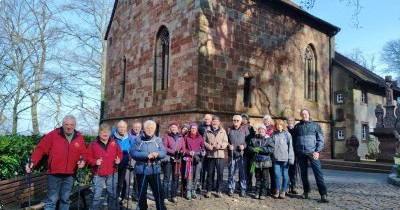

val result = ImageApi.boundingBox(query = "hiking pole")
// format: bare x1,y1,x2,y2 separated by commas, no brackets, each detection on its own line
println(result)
77,155,83,210
126,157,132,210
113,158,119,210
27,155,32,209
199,148,204,200
152,159,162,210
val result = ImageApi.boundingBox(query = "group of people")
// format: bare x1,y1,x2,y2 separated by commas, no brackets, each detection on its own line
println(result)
26,108,329,210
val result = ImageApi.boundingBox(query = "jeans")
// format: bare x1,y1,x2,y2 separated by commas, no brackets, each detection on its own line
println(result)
206,158,224,192
162,161,180,199
45,174,74,210
274,161,289,192
90,172,119,210
228,155,247,193
136,173,166,210
297,154,327,195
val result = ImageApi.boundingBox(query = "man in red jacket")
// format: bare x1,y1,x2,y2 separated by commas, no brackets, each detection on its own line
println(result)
87,123,122,210
25,115,87,210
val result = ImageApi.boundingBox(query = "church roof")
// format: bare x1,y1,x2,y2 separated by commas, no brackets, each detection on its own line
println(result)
104,0,340,40
333,52,400,94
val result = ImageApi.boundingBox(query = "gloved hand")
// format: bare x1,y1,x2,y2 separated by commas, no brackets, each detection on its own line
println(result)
253,147,260,153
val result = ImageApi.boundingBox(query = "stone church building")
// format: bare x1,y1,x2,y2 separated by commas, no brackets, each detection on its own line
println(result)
103,0,339,158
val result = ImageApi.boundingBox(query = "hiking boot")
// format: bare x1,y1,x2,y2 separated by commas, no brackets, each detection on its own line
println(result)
171,197,178,203
191,191,198,199
205,191,211,198
228,190,234,197
279,192,285,199
259,195,266,200
303,193,309,199
319,195,329,203
240,191,246,197
184,191,191,200
216,192,223,198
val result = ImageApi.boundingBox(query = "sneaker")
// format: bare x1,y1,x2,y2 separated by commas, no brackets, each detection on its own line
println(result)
303,193,309,199
205,191,211,198
216,192,223,198
171,197,178,203
254,194,260,199
259,195,266,200
228,191,234,197
240,191,246,197
279,192,285,199
319,195,329,203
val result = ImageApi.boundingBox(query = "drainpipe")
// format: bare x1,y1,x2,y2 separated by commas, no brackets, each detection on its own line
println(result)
328,34,335,159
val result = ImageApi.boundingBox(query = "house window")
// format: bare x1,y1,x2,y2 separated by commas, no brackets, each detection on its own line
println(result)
336,93,344,104
154,26,170,92
335,108,344,121
121,56,127,100
243,77,252,107
361,123,369,141
336,128,345,140
304,45,317,101
361,89,368,104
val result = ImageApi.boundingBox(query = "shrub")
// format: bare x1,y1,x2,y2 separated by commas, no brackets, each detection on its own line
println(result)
0,135,96,181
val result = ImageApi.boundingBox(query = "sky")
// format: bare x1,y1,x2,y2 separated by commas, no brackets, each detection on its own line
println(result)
292,0,400,76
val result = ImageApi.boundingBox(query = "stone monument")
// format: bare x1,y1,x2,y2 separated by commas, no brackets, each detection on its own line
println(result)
344,135,360,161
371,76,399,162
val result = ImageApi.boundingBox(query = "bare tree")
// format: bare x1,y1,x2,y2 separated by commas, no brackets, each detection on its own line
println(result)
346,48,377,71
382,39,400,78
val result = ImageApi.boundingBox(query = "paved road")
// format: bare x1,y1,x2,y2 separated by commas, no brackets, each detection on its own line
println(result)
82,169,400,210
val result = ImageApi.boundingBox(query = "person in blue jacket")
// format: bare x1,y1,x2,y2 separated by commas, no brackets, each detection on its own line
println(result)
131,120,167,210
293,109,328,203
113,120,134,203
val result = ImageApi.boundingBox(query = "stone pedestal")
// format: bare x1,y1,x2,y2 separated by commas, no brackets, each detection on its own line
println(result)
371,128,397,162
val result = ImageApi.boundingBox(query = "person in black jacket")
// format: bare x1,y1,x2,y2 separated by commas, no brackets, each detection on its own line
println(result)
293,109,328,203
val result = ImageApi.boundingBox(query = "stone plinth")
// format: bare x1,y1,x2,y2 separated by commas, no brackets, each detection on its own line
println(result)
370,128,398,162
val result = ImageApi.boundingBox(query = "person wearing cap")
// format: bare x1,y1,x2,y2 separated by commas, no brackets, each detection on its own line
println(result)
227,115,249,197
263,114,276,193
182,123,205,199
203,116,228,198
240,113,256,192
162,121,185,203
247,124,273,200
293,109,328,203
181,124,189,137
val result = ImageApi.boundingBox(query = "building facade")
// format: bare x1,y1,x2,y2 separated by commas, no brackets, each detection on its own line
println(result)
332,52,400,159
104,0,339,158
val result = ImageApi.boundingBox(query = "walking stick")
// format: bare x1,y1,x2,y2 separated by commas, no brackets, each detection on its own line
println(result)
126,157,132,210
77,155,83,210
152,159,162,210
27,155,32,209
199,149,204,200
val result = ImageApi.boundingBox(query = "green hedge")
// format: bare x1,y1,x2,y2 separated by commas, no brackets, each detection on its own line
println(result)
0,135,96,181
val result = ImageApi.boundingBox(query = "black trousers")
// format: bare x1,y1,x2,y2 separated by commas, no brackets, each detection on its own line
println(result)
288,159,298,190
255,168,270,196
136,173,166,210
162,161,180,198
117,166,127,199
206,158,224,192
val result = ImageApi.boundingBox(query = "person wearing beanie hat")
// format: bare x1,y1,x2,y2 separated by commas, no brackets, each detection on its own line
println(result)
162,121,185,203
246,123,272,200
181,124,189,137
240,113,256,192
182,122,205,200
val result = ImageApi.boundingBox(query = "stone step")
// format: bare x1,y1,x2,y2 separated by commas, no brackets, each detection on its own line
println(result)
320,159,392,173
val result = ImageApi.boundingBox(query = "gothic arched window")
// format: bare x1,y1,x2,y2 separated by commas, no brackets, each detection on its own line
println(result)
304,45,317,101
154,26,170,92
